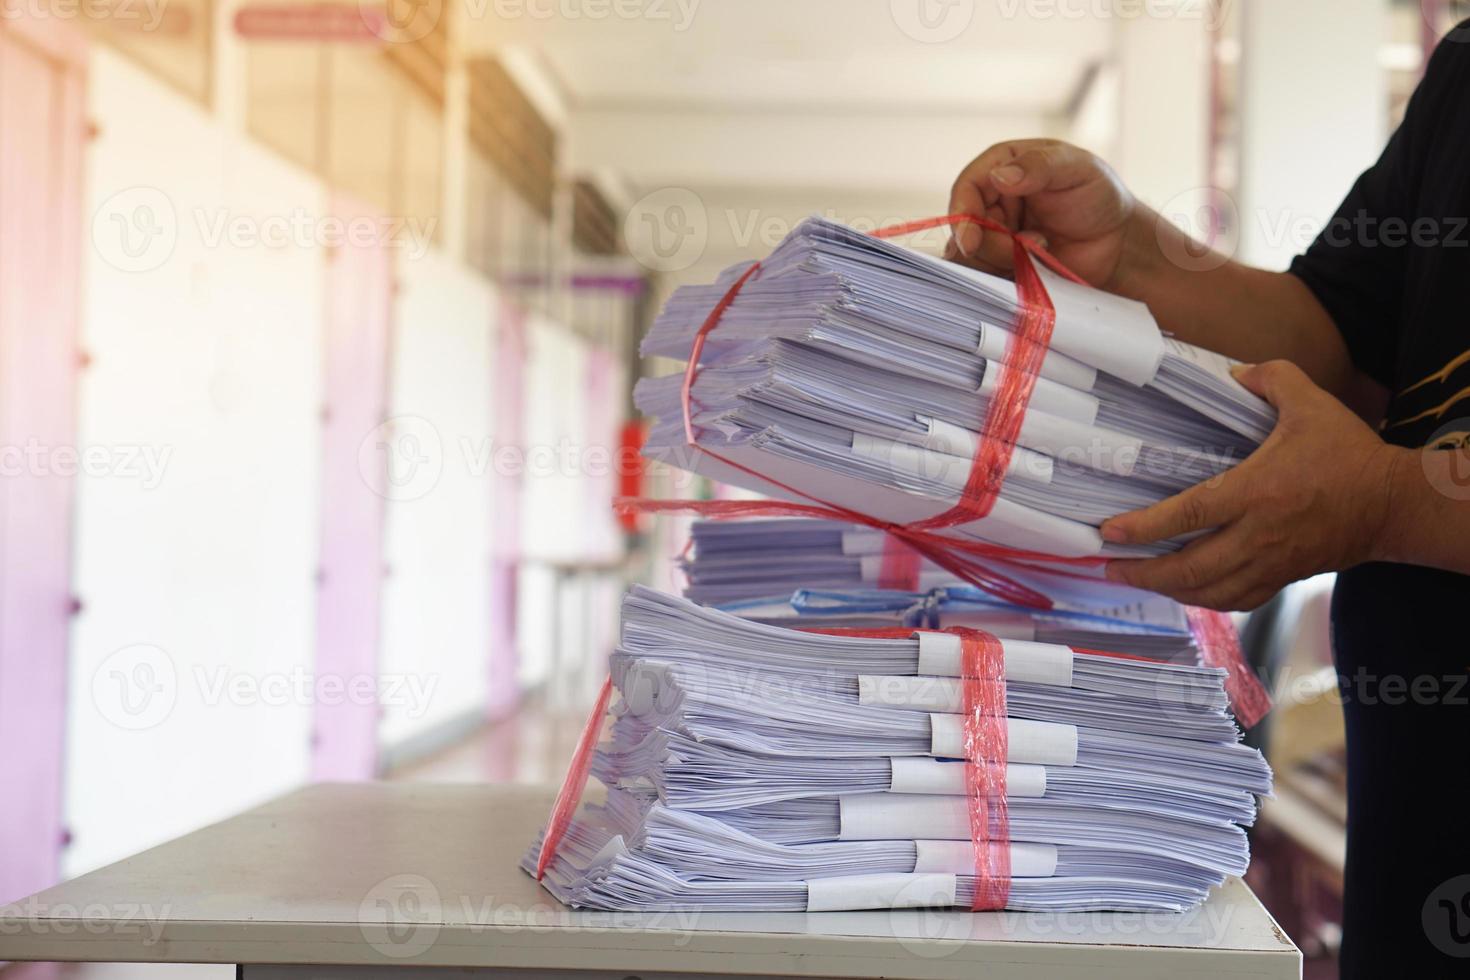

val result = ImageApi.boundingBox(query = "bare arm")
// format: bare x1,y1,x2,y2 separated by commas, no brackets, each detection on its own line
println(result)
1377,444,1470,576
1113,207,1385,417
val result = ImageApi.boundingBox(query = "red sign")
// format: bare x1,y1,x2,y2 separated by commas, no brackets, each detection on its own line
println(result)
617,420,647,533
233,3,387,41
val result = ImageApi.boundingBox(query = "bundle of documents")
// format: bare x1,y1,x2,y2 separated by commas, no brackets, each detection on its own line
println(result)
528,216,1273,915
636,216,1275,560
524,587,1271,913
681,517,1198,659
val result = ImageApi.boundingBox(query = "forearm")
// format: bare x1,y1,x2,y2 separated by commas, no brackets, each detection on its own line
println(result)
1374,446,1470,576
1108,205,1363,401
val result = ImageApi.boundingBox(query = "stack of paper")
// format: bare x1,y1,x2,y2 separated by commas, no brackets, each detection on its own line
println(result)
681,517,1198,659
524,587,1271,913
636,216,1274,560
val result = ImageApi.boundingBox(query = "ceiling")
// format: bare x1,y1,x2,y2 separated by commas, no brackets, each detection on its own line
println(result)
460,0,1113,283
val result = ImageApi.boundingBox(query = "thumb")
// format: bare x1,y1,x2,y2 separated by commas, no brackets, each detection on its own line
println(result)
1230,359,1314,409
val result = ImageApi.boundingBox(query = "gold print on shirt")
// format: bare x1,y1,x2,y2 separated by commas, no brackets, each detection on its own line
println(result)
1389,345,1470,432
1400,347,1470,396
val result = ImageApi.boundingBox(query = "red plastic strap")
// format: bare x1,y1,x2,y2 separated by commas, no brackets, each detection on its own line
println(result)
931,627,1010,911
1185,607,1271,730
878,216,1065,531
877,534,923,592
535,675,614,881
818,623,1010,906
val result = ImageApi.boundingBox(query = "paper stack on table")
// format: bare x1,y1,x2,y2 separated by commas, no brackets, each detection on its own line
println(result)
636,215,1273,560
523,588,1271,913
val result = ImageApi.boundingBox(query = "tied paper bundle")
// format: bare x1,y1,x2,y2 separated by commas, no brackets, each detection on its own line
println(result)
522,588,1272,913
635,215,1275,565
681,517,1200,660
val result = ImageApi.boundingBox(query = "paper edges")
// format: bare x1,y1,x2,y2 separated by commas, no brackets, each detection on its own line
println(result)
913,839,1058,877
915,632,1074,686
977,320,1098,393
888,757,1047,797
929,715,1078,766
805,872,957,912
803,839,1058,909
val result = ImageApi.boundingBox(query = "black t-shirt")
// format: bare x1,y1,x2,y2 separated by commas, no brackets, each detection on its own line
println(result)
1288,35,1470,975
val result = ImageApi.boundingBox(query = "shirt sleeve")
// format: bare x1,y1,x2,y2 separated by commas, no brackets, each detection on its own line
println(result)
1287,38,1457,389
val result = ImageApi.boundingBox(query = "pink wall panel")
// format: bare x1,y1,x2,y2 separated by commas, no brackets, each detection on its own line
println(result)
311,194,393,781
0,20,87,903
487,301,527,719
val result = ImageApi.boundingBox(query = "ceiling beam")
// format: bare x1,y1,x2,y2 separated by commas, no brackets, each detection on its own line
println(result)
455,0,1113,59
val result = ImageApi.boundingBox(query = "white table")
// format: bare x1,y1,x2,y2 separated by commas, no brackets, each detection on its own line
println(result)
0,783,1300,979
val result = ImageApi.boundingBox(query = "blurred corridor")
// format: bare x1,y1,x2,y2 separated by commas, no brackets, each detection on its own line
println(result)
1,1,1456,976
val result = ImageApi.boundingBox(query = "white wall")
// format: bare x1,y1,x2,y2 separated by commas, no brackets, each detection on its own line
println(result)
1114,14,1211,212
519,317,592,563
378,250,499,747
1237,0,1388,270
65,49,322,875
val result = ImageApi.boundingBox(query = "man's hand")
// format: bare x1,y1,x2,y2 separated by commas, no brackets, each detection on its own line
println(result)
945,138,1138,288
1100,361,1407,611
